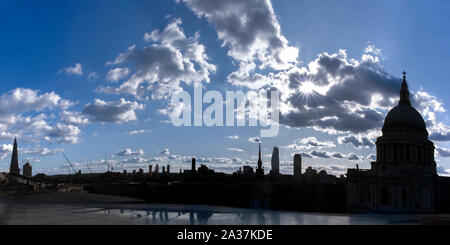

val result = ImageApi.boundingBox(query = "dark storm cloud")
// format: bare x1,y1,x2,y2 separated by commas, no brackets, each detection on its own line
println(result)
179,0,298,70
436,147,450,157
279,51,401,134
295,149,364,162
82,98,144,123
311,150,331,158
430,132,450,141
368,154,377,161
338,135,375,149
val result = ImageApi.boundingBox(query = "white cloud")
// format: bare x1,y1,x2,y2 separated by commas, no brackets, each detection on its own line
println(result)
0,88,72,115
21,146,63,157
87,72,99,80
297,137,335,148
121,156,150,164
127,129,151,135
282,137,335,150
99,18,216,100
0,88,82,145
226,135,239,140
227,147,244,152
59,63,83,75
364,44,383,57
310,164,349,176
106,67,130,82
45,123,82,144
60,110,89,126
116,148,145,157
0,144,13,160
158,148,170,155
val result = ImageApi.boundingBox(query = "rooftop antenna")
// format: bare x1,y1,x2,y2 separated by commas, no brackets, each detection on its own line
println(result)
62,152,78,174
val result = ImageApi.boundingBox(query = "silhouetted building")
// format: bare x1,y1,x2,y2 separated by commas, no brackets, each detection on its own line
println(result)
23,162,32,177
243,166,254,176
155,164,159,174
191,158,196,173
138,168,144,175
270,147,279,176
162,166,166,174
347,72,438,213
304,166,317,182
9,138,20,174
293,154,302,178
167,164,170,174
198,164,215,175
233,167,243,175
149,165,152,175
255,142,264,179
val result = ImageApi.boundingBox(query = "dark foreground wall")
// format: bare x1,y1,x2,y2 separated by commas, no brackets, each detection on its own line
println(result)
86,181,347,213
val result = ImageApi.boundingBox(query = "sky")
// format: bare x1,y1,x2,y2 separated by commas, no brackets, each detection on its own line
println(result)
0,0,449,176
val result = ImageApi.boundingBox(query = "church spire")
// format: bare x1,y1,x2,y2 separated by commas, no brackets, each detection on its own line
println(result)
257,142,262,169
399,71,411,106
256,141,264,179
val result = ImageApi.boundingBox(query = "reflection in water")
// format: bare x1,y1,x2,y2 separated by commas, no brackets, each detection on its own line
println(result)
96,204,450,225
196,211,213,225
96,205,363,225
2,201,449,225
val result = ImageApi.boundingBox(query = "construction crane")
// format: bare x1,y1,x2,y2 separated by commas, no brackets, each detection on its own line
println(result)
62,152,78,174
104,154,114,172
85,162,93,174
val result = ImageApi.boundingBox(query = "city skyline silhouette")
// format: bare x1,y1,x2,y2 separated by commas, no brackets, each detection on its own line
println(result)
1,1,450,227
0,1,449,179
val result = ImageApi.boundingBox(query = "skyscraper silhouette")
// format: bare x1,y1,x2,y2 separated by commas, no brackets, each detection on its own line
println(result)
270,147,279,176
9,138,20,174
23,162,32,177
294,154,302,178
192,158,196,172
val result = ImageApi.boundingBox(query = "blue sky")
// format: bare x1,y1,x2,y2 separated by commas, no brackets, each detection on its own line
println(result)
0,0,449,176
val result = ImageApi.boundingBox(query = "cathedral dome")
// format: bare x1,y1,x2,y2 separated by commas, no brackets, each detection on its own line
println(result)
381,72,428,136
383,104,426,131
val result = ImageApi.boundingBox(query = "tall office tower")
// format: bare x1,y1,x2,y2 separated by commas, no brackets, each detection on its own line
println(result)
23,162,32,177
167,164,170,173
149,165,153,175
162,166,166,174
9,138,20,174
192,158,196,172
271,147,280,175
294,154,302,177
155,164,159,174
